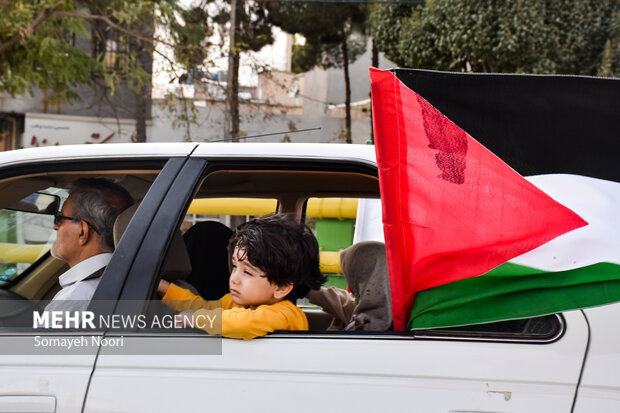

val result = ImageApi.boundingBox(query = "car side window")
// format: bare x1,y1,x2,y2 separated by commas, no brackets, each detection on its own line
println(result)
298,196,564,341
153,196,279,301
0,167,163,299
152,164,563,344
413,314,564,342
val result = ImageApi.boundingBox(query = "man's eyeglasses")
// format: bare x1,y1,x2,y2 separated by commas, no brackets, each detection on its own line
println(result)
54,212,101,235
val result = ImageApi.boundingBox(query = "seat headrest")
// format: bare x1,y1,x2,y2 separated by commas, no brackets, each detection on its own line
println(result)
113,203,191,281
340,241,392,331
183,220,232,300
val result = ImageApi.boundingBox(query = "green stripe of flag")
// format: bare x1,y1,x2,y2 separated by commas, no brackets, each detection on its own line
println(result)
408,262,620,329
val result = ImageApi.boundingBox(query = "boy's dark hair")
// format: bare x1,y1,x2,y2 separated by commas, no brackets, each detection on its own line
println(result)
229,214,326,301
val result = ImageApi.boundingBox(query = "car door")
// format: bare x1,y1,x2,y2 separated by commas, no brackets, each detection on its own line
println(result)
83,153,589,413
573,303,620,412
0,149,194,413
84,317,589,412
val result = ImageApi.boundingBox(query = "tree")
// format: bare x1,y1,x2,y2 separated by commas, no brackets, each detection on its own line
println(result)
367,2,418,143
368,2,416,68
598,7,620,76
268,2,367,143
212,0,273,140
369,0,618,76
1,1,101,102
160,3,215,141
163,0,273,141
169,6,212,72
0,0,184,142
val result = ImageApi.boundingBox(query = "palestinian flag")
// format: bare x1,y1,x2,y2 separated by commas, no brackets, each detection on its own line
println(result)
369,67,620,331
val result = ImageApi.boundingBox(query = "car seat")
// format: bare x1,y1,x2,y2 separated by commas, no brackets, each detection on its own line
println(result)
307,241,392,331
183,220,232,300
113,203,192,282
341,241,392,331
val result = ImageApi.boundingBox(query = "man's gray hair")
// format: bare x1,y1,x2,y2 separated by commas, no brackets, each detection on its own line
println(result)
68,178,134,252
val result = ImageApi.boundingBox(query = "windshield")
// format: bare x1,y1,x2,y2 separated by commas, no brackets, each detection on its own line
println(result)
0,188,68,287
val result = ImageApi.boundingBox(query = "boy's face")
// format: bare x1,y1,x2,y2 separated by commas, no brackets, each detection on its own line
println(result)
229,247,292,308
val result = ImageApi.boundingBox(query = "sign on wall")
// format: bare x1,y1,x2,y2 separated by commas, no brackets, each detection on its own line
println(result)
24,113,151,147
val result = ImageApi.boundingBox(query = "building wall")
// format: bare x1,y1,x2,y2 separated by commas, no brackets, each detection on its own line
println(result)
257,71,304,106
0,82,147,121
22,113,148,148
150,97,371,145
0,81,149,150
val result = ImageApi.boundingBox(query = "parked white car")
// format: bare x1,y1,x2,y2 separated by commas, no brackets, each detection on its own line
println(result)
0,142,618,412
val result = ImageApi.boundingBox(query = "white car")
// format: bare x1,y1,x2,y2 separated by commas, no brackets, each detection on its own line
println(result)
0,142,618,412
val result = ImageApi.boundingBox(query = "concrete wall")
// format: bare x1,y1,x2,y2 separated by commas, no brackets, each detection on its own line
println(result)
0,83,146,121
150,97,371,144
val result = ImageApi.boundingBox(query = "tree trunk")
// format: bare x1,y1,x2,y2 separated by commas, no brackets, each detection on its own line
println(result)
226,0,242,142
370,37,379,144
134,39,147,142
135,84,147,142
230,50,240,141
342,37,352,144
134,31,152,143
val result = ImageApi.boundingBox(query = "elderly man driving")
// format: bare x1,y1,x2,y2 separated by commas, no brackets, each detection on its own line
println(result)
45,178,133,311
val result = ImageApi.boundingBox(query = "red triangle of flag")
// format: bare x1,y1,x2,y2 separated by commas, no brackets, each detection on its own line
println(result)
369,68,588,330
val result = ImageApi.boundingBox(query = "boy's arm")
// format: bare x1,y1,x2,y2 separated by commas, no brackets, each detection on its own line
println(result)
162,283,219,312
217,301,306,340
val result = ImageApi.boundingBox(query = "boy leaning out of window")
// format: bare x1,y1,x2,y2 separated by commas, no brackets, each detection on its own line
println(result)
157,214,326,340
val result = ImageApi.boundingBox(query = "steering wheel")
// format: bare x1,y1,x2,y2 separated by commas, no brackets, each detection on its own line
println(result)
0,289,44,328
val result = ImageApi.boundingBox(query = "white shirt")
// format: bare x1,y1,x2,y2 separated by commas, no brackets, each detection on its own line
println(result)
45,253,113,312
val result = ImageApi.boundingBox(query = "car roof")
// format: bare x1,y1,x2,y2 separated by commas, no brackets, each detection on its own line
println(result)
191,142,377,164
0,142,378,168
0,143,197,168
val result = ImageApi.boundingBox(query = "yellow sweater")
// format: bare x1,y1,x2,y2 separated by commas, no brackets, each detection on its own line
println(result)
162,283,308,340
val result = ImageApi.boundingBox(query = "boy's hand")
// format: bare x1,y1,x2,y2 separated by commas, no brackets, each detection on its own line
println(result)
157,279,171,297
175,310,196,328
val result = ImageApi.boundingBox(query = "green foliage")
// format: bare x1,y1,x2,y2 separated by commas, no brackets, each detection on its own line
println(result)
541,0,617,75
170,7,212,69
237,2,273,53
268,2,367,72
370,0,619,76
0,0,181,102
163,91,199,140
368,3,417,67
598,8,620,76
211,0,273,55
291,32,367,73
0,1,97,102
